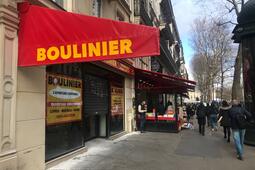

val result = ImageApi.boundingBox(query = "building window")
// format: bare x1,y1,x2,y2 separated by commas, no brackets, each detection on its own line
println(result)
125,0,131,7
117,11,125,21
92,0,101,17
52,0,64,7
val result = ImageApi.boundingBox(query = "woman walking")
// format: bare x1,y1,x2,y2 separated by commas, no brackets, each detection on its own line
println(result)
218,100,231,142
196,102,206,136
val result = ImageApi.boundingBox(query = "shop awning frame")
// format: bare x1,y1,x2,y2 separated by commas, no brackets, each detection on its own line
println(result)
135,68,196,94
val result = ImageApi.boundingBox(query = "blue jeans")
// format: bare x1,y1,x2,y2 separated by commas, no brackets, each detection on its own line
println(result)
233,129,246,157
210,114,217,129
140,113,146,132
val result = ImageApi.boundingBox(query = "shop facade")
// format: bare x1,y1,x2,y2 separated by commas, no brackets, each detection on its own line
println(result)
45,62,130,161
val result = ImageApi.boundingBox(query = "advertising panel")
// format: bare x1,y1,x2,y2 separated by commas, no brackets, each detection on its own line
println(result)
111,86,124,116
46,73,82,125
18,3,160,66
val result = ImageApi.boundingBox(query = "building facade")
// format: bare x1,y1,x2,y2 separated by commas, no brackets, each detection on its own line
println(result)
0,0,189,169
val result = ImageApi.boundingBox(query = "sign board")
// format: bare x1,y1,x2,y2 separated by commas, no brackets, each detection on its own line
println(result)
18,3,160,66
111,85,124,116
102,60,134,75
46,73,82,125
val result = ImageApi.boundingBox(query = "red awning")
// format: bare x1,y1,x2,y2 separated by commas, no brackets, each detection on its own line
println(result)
18,3,160,67
135,68,196,94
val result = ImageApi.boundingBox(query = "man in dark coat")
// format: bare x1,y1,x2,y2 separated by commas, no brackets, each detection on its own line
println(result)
205,103,210,127
138,100,147,133
229,100,252,160
196,102,206,136
218,100,231,142
186,104,192,122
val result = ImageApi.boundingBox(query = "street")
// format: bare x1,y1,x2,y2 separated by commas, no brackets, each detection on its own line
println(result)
49,122,255,170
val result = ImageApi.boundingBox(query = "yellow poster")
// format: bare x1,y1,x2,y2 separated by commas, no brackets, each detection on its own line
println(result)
46,73,82,125
111,86,124,116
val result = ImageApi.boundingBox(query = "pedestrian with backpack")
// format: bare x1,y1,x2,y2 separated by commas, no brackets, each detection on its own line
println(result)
196,102,206,136
229,100,252,160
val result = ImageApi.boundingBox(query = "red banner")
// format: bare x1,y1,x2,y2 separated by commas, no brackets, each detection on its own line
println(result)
18,3,160,66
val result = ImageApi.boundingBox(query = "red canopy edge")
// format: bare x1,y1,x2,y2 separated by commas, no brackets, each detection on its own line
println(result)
135,68,196,94
18,2,160,67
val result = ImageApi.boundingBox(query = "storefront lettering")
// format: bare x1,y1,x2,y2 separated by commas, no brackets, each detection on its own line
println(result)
48,75,81,88
37,39,133,62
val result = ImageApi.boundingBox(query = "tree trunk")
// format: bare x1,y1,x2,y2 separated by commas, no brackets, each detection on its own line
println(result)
221,73,224,100
220,55,224,101
232,45,243,101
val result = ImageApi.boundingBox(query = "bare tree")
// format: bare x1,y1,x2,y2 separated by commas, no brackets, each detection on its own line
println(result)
196,0,248,101
190,17,234,102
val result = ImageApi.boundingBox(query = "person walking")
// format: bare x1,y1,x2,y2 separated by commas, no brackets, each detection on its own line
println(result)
209,101,218,131
138,100,147,133
186,104,192,122
218,100,231,142
205,103,210,127
196,102,206,136
229,100,252,160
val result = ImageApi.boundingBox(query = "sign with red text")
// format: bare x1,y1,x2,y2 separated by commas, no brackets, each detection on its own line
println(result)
102,60,134,75
46,73,82,125
18,3,160,66
111,86,124,116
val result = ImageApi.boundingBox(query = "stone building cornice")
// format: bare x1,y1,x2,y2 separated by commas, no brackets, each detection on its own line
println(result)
0,3,19,30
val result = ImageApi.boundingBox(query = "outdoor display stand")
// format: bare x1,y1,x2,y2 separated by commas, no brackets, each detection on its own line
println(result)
145,112,178,133
135,68,196,133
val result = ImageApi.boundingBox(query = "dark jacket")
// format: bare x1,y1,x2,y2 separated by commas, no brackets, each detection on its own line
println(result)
205,105,210,117
196,103,206,125
157,103,165,115
218,106,231,127
229,105,252,129
197,103,206,118
209,104,218,115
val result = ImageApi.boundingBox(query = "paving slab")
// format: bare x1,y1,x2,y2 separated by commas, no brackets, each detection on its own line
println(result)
49,124,255,170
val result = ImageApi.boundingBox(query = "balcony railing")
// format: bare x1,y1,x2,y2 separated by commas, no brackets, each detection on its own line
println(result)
160,39,179,74
134,0,153,26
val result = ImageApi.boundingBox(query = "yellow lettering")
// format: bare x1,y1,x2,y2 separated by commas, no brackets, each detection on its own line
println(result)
81,43,87,57
109,40,119,55
120,39,132,54
88,42,101,57
60,45,71,59
37,48,46,61
47,46,59,61
73,44,81,58
102,41,108,56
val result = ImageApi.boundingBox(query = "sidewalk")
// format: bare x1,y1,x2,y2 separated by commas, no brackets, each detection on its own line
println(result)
49,123,255,170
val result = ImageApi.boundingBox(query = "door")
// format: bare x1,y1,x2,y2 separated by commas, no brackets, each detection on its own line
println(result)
83,74,109,140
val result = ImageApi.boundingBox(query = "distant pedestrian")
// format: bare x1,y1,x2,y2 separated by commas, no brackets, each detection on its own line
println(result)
186,104,192,122
138,100,147,133
218,100,231,142
205,103,210,127
229,100,252,160
157,100,165,115
196,102,206,136
209,101,218,131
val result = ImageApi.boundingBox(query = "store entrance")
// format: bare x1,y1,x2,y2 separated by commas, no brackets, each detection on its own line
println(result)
83,73,109,141
84,115,100,140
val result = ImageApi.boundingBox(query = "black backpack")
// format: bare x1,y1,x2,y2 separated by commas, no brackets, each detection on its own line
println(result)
236,108,248,129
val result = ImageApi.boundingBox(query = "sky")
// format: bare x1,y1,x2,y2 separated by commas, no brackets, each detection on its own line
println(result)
171,0,206,79
171,0,222,80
